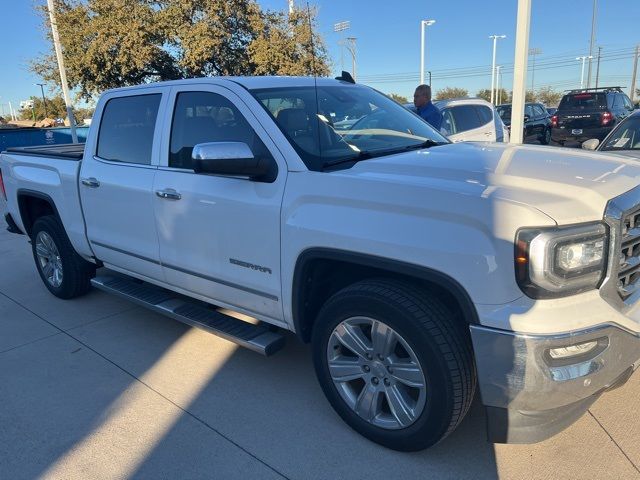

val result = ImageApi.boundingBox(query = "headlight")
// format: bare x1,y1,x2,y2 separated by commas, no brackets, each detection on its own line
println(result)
515,222,608,298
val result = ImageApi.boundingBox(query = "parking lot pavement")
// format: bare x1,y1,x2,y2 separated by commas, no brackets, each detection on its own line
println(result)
1,224,639,480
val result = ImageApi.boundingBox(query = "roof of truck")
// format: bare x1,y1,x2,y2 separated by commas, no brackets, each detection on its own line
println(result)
105,76,358,94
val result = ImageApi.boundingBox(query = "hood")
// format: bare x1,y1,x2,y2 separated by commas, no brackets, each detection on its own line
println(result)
341,142,640,224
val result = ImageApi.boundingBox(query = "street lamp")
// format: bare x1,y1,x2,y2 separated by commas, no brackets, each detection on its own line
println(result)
489,34,507,105
529,47,542,92
576,56,594,89
333,21,350,71
35,83,48,119
420,19,436,85
496,65,502,105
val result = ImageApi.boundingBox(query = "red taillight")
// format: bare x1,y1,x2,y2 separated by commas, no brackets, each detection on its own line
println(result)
0,169,6,201
601,111,613,126
550,115,558,127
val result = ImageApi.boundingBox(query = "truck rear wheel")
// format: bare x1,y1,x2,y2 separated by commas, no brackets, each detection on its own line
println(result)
31,215,96,299
312,279,476,451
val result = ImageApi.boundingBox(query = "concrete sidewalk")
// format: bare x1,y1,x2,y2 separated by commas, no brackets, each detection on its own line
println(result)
1,224,639,480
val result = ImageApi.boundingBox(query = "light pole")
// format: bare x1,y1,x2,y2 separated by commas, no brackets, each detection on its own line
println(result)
586,0,598,88
528,47,542,92
510,0,531,144
576,56,593,89
489,34,507,105
420,20,436,85
35,83,48,119
333,21,350,71
340,37,357,81
595,46,603,89
496,65,502,105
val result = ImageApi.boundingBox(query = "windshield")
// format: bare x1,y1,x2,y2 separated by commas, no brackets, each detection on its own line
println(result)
250,84,449,171
559,93,607,111
601,117,640,151
496,105,511,121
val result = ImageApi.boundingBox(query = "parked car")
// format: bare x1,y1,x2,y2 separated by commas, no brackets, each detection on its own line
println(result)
582,109,640,159
3,76,640,451
406,98,509,142
551,87,634,146
496,102,552,144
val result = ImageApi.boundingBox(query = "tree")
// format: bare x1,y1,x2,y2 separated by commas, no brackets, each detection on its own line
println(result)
387,93,408,104
31,0,330,101
434,87,468,100
17,95,94,123
478,89,536,104
249,7,330,76
494,88,510,105
19,96,67,121
535,87,562,107
476,89,492,103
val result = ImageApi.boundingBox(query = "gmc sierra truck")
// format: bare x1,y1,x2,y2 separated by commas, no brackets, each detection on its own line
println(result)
2,76,640,452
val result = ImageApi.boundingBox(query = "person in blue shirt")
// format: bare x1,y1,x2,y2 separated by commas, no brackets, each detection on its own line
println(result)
413,84,443,131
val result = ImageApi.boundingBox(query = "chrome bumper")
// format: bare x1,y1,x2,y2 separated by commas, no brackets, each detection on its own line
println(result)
470,323,640,443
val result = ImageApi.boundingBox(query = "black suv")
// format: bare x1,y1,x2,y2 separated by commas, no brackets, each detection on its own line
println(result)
551,87,634,146
496,102,552,144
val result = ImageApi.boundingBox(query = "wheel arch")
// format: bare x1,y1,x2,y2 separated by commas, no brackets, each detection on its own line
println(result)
291,248,479,343
16,189,61,237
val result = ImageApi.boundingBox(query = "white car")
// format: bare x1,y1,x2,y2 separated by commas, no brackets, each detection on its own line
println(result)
406,98,509,143
434,98,509,143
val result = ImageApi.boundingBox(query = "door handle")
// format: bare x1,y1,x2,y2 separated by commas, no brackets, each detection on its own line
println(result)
81,177,100,188
155,188,182,200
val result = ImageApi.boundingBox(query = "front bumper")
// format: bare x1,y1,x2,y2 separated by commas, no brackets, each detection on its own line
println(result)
470,323,640,443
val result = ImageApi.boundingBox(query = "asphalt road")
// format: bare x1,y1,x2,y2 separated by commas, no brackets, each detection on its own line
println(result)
1,220,639,480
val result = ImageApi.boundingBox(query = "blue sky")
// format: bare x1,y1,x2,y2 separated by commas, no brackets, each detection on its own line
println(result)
1,0,638,114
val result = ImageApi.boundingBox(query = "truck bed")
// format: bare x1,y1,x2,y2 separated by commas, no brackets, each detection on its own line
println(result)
3,143,85,160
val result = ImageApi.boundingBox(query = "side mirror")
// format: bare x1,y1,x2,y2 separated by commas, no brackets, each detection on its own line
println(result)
582,138,600,151
523,115,530,122
192,142,275,182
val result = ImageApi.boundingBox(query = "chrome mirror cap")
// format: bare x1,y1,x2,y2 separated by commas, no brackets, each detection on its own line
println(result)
192,142,254,161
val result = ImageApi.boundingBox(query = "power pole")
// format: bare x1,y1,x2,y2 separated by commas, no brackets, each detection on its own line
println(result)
586,0,598,88
46,0,77,142
631,45,639,103
36,83,48,119
595,46,602,89
333,21,350,72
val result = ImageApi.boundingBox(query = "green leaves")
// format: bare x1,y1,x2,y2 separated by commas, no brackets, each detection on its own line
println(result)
31,0,330,101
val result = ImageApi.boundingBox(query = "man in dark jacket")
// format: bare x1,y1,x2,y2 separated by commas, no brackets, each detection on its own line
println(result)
413,84,443,130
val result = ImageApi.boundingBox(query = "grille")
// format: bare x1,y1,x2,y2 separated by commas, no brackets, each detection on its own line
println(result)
618,208,640,300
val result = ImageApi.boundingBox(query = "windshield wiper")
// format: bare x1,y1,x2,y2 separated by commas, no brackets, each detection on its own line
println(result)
321,140,445,170
403,139,446,151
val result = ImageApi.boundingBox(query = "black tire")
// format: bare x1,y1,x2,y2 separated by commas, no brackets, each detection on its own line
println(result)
31,215,96,299
312,279,476,451
540,128,551,145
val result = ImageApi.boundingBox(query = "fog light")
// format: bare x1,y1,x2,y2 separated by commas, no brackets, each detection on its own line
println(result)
549,340,598,359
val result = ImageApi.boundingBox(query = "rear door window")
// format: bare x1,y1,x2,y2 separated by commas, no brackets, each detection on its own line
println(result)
559,93,607,111
475,105,493,125
448,105,482,133
97,94,161,165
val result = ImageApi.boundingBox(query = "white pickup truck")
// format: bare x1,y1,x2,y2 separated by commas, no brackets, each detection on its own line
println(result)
2,76,640,451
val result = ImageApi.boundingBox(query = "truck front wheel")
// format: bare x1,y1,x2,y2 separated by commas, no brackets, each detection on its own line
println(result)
312,279,476,451
31,215,95,299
